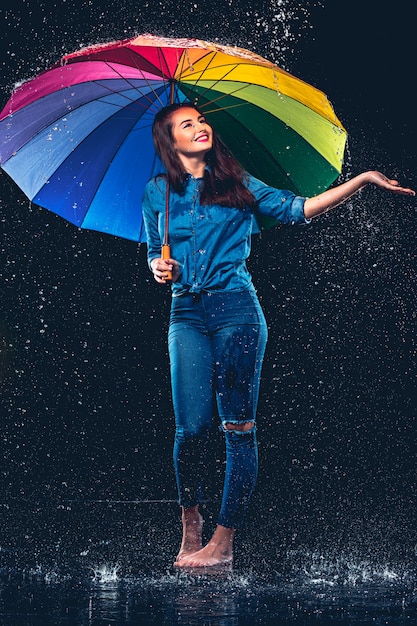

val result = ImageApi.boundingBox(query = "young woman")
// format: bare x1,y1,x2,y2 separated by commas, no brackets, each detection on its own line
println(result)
142,103,414,568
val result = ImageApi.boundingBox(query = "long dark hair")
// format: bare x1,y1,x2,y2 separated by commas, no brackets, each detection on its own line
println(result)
152,103,257,210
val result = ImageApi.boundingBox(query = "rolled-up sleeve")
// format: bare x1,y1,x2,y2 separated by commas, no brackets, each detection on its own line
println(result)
247,174,310,225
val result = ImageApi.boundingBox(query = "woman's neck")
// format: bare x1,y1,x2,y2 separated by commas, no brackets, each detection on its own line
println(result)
180,155,206,179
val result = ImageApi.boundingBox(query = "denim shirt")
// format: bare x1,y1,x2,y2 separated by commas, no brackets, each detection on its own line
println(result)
142,172,308,296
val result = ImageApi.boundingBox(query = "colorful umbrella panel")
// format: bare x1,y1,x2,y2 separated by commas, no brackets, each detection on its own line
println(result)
0,34,347,241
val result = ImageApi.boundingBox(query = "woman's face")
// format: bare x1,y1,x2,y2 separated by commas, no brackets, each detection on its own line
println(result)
170,107,213,159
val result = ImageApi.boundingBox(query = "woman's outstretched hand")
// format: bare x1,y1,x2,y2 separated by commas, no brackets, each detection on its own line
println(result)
304,170,415,220
150,257,180,284
365,171,415,196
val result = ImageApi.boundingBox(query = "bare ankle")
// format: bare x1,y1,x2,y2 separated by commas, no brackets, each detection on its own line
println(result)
182,505,202,526
210,525,235,548
176,506,203,562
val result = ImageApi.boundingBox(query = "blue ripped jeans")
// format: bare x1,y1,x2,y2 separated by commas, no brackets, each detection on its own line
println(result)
168,289,268,529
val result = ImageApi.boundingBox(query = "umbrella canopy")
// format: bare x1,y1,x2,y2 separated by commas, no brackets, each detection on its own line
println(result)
0,33,347,242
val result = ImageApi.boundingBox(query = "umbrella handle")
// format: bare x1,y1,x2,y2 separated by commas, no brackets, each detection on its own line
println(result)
161,244,172,282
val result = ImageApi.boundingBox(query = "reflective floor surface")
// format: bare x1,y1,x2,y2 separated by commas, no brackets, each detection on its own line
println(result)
1,500,416,624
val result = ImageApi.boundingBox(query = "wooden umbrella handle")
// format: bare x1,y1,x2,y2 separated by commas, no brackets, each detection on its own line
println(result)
161,244,172,282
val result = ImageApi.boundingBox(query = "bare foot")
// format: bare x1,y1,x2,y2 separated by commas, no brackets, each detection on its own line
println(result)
174,524,235,568
175,506,203,562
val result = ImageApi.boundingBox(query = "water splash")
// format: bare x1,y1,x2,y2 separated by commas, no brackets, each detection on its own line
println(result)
91,563,121,583
286,549,409,588
251,0,319,68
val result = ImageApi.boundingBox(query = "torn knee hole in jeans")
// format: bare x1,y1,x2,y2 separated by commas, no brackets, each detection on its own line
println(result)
222,420,255,434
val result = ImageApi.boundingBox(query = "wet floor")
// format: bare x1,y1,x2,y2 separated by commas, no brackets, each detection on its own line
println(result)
1,500,416,624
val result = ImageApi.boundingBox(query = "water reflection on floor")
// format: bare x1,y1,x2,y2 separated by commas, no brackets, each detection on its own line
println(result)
0,500,416,624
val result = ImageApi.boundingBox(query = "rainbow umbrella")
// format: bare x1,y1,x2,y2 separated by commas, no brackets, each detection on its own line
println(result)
0,33,347,242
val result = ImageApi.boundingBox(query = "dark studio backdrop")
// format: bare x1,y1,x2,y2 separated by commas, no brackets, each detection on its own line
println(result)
0,0,415,562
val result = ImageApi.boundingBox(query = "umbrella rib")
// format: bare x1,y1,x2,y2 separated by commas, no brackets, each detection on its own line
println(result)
155,46,178,101
100,58,164,116
128,46,172,107
197,83,253,111
94,77,155,111
155,46,173,77
182,60,254,108
173,48,195,103
179,53,235,102
202,102,249,115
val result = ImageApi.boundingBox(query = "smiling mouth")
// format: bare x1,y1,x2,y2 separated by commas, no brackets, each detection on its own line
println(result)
194,133,209,142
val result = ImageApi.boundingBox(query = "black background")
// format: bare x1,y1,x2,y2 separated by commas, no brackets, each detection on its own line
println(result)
0,0,415,560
